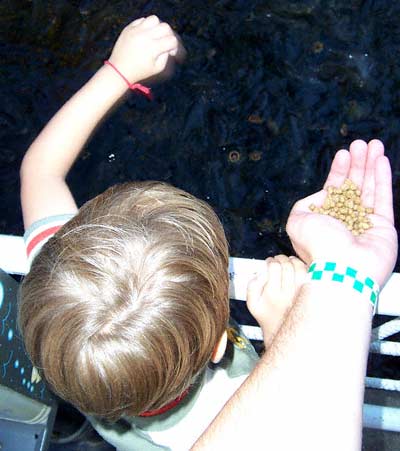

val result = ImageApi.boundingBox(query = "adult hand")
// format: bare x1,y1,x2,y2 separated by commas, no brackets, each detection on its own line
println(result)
286,139,397,287
108,15,186,84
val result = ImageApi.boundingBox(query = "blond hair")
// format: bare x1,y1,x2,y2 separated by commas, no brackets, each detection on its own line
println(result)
19,182,229,420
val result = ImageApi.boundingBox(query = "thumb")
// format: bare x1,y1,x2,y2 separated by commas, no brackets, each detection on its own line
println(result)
291,189,327,213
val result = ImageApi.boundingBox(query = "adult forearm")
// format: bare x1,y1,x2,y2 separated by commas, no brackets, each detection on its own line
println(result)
20,65,129,179
193,282,372,451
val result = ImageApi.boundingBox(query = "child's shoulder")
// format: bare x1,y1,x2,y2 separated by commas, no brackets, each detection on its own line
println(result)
216,318,260,378
89,320,259,451
24,213,76,268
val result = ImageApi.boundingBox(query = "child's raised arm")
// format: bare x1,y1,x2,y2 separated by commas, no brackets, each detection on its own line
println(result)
20,15,185,229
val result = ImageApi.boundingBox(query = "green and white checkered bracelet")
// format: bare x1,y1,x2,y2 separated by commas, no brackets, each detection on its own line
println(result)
307,261,379,313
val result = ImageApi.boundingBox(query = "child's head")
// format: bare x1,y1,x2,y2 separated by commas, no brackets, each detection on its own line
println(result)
19,182,229,420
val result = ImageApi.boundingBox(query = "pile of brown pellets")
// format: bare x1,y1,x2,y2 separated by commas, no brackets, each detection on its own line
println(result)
309,178,374,236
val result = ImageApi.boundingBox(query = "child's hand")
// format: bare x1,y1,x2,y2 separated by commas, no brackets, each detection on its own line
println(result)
247,255,307,347
108,15,186,84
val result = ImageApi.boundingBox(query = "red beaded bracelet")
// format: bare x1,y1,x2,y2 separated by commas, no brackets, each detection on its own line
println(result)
104,60,153,100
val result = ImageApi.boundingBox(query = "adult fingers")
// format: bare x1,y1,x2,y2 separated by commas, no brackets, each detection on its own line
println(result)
323,149,351,189
374,155,394,224
361,139,385,208
347,140,368,188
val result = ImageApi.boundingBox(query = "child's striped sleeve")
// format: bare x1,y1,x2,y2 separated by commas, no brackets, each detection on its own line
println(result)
24,214,75,268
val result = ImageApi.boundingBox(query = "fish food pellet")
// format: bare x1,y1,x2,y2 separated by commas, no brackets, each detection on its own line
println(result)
309,179,374,236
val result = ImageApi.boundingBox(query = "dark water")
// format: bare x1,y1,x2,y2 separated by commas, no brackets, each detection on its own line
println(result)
1,1,400,379
2,0,400,263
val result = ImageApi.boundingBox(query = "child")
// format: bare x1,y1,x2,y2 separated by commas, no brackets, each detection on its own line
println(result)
18,16,306,450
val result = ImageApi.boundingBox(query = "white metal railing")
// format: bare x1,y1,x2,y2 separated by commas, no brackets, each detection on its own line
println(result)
1,233,400,432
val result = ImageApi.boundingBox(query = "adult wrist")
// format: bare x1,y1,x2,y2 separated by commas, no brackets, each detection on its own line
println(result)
307,249,392,288
298,280,375,322
306,260,379,314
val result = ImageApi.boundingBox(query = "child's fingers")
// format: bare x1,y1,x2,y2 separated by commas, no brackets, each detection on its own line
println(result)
129,17,145,28
247,269,268,304
273,255,293,287
247,268,270,329
273,255,295,299
289,256,308,286
155,35,180,57
141,15,161,29
151,24,186,62
273,255,291,267
261,257,282,298
289,256,307,272
168,34,187,62
151,22,175,39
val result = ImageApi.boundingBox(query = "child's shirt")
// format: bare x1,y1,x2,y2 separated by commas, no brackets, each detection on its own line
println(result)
88,322,258,450
24,214,76,267
24,215,260,451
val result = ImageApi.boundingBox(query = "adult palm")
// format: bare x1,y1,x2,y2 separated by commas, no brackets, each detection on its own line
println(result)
286,140,397,288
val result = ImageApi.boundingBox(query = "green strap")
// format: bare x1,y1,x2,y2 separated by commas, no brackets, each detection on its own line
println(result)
307,261,379,313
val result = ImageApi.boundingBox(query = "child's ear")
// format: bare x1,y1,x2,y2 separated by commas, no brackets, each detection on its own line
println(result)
211,330,228,364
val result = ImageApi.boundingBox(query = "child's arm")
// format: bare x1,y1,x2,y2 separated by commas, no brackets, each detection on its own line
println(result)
20,15,185,229
247,255,307,347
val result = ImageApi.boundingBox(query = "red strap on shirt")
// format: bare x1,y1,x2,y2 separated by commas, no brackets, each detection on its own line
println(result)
139,388,190,417
104,60,153,100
